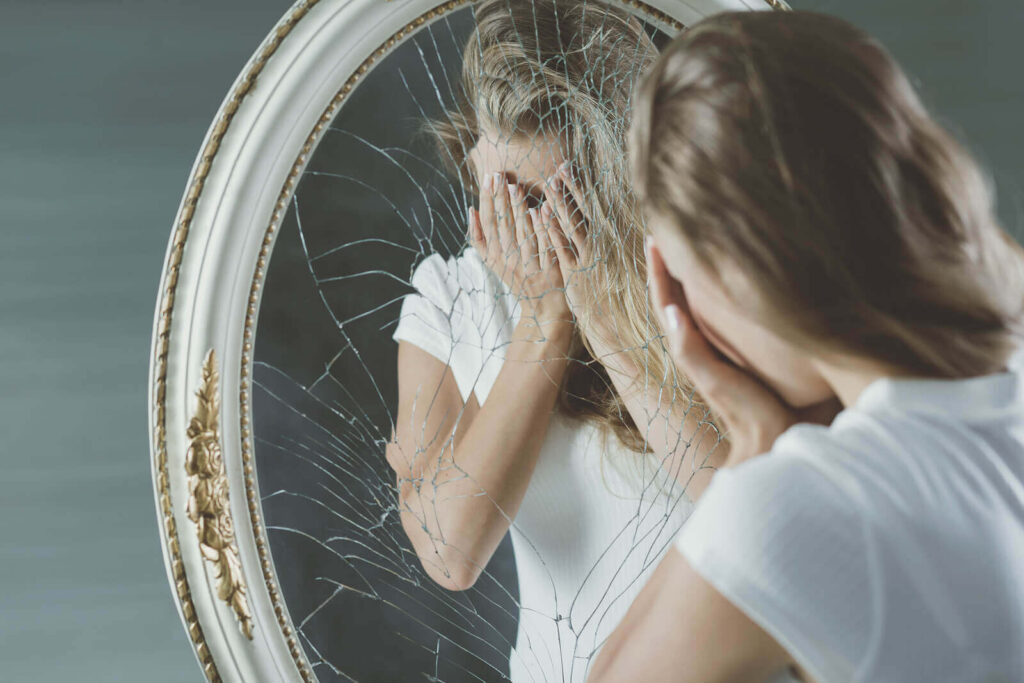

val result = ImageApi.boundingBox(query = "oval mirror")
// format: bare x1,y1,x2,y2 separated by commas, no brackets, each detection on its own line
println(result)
149,0,787,680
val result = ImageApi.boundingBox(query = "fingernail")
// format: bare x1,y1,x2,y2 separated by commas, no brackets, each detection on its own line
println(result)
493,172,503,188
664,304,681,331
507,183,518,198
483,174,492,191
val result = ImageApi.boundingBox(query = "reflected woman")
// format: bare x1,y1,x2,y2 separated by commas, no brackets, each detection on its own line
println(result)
384,1,728,681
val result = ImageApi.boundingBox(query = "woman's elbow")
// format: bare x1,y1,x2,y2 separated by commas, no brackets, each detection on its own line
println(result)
384,438,412,485
412,533,483,591
396,484,482,591
422,557,481,592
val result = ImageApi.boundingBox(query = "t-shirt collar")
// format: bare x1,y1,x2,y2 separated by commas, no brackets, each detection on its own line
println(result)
852,346,1024,423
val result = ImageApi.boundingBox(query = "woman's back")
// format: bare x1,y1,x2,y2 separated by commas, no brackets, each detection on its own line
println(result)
394,248,695,682
674,348,1024,681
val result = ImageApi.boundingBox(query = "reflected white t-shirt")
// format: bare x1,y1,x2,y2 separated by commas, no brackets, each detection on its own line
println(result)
393,248,695,683
675,348,1024,682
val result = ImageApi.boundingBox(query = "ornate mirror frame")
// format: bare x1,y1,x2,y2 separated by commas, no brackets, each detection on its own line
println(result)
148,0,788,680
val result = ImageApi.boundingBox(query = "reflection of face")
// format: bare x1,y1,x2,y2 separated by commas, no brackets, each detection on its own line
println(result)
650,217,833,409
467,124,565,208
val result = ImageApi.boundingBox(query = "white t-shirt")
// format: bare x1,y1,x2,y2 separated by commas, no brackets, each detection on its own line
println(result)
393,248,695,682
675,347,1024,682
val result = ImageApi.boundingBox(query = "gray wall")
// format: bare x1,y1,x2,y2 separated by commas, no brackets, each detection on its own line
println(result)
2,1,1019,681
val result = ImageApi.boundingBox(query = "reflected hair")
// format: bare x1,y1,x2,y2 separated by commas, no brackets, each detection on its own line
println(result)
426,0,686,454
631,10,1024,379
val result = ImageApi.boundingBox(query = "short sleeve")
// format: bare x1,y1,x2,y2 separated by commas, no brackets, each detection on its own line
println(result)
392,249,497,403
392,253,459,362
673,450,876,683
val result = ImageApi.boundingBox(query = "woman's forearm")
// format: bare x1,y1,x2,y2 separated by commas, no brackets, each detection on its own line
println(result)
398,316,574,589
581,319,728,502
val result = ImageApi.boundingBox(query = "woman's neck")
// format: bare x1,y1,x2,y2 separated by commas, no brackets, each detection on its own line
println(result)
813,350,1016,409
810,355,896,409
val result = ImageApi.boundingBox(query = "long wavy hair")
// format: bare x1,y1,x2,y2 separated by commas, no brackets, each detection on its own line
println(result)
631,10,1024,380
423,0,686,454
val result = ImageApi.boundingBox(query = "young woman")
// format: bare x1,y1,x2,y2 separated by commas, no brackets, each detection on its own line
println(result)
590,10,1024,683
384,1,734,681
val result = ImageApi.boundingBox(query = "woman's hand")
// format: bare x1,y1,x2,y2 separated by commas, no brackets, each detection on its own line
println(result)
537,162,600,325
644,237,842,470
469,171,571,329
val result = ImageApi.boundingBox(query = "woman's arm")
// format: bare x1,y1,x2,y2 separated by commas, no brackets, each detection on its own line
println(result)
387,318,572,591
387,173,575,591
582,321,727,502
539,165,728,501
585,547,803,683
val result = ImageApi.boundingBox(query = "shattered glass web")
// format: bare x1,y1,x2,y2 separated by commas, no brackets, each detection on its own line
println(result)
252,4,721,681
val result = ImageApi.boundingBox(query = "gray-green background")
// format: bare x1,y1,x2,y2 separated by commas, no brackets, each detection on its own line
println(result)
3,1,1020,680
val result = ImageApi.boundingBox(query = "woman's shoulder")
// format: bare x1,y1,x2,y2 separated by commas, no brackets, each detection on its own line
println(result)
678,443,864,566
677,419,914,579
677,411,1024,681
674,449,872,681
408,247,490,300
697,441,860,527
693,409,1024,602
405,246,517,319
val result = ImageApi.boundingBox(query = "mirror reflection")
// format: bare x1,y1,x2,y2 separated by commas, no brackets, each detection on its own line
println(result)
253,2,716,680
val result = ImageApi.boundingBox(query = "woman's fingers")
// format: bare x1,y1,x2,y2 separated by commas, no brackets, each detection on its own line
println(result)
467,206,485,258
556,163,589,256
544,171,574,249
492,175,516,254
543,178,579,261
542,203,576,279
645,240,715,386
510,184,527,245
644,236,684,331
469,206,483,243
646,236,804,466
534,206,555,273
645,238,747,425
478,173,501,265
510,184,538,268
663,303,742,423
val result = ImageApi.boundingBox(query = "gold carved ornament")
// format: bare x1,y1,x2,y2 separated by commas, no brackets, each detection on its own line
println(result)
185,349,254,640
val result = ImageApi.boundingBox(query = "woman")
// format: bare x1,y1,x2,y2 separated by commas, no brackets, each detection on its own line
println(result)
590,10,1024,682
385,1,725,681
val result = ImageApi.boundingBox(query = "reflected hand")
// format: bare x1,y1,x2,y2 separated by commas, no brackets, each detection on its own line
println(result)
645,237,842,471
469,171,571,328
539,162,596,324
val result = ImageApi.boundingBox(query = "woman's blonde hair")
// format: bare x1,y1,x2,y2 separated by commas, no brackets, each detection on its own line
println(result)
631,10,1024,379
427,0,685,452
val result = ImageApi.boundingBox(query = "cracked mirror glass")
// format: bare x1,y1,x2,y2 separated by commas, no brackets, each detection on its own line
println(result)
252,2,722,680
